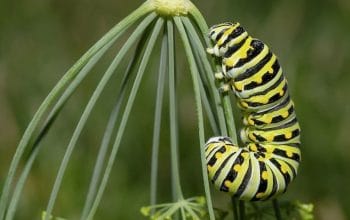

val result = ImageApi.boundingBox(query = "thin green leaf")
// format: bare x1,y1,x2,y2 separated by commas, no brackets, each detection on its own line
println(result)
44,13,157,220
173,16,214,220
221,96,237,144
183,27,219,135
86,17,164,220
4,148,36,220
80,26,153,220
167,19,183,202
197,71,220,135
181,17,229,137
182,18,220,135
182,17,238,144
186,1,210,44
150,25,168,208
5,34,122,220
0,4,154,218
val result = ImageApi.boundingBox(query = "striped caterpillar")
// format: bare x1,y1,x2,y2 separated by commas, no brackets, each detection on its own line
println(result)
205,22,301,201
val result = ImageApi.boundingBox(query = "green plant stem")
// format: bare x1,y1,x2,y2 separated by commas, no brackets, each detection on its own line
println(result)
239,200,246,220
183,16,242,220
182,19,219,135
185,10,240,219
150,26,168,208
0,4,153,219
196,68,220,134
273,199,282,220
86,17,164,220
182,16,238,143
174,16,214,220
4,113,59,220
5,33,122,220
44,13,157,220
222,95,238,144
180,20,220,134
231,197,239,220
181,17,228,136
167,19,183,201
187,2,209,42
80,28,152,220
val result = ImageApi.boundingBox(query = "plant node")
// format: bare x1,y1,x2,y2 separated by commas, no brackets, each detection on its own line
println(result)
148,0,191,16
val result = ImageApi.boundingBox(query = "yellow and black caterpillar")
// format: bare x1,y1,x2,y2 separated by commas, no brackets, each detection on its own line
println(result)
205,22,301,201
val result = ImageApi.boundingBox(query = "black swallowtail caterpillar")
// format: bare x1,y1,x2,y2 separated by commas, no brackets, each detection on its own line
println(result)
205,22,301,201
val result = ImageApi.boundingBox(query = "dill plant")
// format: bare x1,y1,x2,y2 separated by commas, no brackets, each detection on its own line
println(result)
0,0,314,219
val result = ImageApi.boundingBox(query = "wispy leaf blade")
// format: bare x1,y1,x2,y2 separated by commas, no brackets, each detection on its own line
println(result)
150,25,168,208
86,17,164,220
0,5,154,219
43,13,158,220
80,26,153,220
173,16,214,220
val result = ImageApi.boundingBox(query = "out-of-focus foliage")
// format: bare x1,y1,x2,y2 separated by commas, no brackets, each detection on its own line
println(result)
0,0,349,219
244,200,314,220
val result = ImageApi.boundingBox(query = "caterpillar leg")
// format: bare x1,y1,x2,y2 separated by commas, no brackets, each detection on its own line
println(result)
206,46,220,56
218,83,231,93
214,72,232,93
214,72,225,80
206,47,215,54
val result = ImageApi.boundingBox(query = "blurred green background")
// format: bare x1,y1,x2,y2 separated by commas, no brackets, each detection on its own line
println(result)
1,0,350,219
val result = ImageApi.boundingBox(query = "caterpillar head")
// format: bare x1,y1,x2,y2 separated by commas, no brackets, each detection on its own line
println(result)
207,22,247,57
208,22,237,42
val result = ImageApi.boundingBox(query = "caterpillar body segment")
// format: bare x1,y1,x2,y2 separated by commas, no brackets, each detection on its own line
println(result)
205,22,301,201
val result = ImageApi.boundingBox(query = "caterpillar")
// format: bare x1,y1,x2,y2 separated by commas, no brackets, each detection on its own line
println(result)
205,22,301,201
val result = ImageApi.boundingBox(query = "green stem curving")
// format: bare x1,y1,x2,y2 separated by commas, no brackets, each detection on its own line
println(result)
44,13,157,220
0,3,153,219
